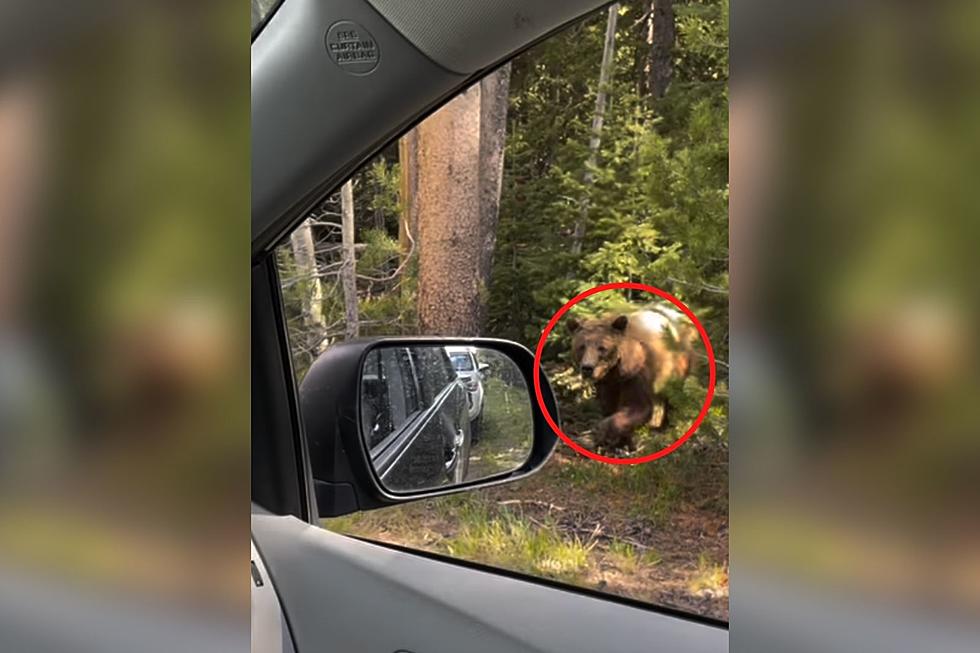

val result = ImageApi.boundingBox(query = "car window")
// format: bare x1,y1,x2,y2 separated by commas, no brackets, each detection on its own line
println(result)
361,347,421,448
449,353,475,372
410,347,455,404
276,2,729,622
251,0,281,34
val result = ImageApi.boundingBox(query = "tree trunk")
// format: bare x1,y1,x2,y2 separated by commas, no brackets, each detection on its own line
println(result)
476,63,511,321
648,0,675,100
398,128,419,259
340,179,359,339
416,83,483,336
572,3,618,256
289,219,326,332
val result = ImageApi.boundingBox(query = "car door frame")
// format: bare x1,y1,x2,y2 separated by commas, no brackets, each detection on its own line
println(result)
250,0,624,525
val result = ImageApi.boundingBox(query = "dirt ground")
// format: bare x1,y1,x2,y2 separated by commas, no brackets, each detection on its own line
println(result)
494,448,728,619
328,357,729,621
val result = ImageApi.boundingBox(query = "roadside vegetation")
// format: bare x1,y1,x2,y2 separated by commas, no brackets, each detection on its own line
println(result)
292,0,729,620
327,446,727,620
327,391,729,620
467,377,535,479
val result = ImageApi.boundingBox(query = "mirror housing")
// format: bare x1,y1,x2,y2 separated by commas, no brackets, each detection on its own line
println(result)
299,337,560,518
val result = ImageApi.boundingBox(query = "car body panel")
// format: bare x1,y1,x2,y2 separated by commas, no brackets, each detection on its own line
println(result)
252,513,727,653
362,345,472,490
446,346,485,423
371,376,470,490
251,538,295,653
363,0,609,74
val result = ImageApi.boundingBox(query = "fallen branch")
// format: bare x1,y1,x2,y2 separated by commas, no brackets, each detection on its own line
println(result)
356,219,417,283
497,500,566,512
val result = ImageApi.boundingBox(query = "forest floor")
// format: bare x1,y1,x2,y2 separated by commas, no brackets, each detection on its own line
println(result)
326,367,729,621
326,446,728,620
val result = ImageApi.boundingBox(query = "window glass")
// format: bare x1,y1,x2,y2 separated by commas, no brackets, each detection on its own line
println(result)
410,347,454,404
251,0,281,34
449,353,474,372
361,348,421,448
394,348,420,415
360,349,392,448
278,2,729,622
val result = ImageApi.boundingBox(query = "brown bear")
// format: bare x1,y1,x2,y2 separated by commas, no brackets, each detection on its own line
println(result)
568,308,696,451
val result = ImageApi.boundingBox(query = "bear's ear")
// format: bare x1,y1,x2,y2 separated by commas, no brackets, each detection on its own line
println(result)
611,315,629,332
567,318,581,334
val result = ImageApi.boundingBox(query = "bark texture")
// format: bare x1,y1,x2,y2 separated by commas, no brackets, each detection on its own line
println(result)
416,84,484,336
648,0,675,100
398,128,419,259
476,63,512,319
572,3,619,256
289,219,325,332
340,179,359,339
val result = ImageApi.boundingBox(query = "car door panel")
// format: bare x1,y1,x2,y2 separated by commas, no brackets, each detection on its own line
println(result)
375,384,460,490
251,539,296,653
253,513,727,653
366,346,469,491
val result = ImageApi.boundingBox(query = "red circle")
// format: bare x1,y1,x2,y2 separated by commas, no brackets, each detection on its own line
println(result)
533,282,717,465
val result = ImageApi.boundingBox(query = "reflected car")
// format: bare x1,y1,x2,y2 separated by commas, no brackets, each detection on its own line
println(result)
360,346,472,489
445,346,488,442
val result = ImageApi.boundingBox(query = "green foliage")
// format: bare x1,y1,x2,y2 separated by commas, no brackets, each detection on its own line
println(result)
275,1,731,614
357,228,400,275
485,1,729,448
364,160,402,232
280,0,729,443
445,504,593,582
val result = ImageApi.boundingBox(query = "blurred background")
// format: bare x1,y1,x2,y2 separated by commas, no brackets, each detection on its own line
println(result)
731,0,980,650
0,1,247,650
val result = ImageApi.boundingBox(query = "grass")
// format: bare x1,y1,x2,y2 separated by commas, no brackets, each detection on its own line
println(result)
320,361,729,619
607,539,639,573
467,376,534,479
326,498,595,583
643,482,684,524
551,453,688,526
688,553,728,596
323,478,728,618
605,538,662,576
448,505,594,582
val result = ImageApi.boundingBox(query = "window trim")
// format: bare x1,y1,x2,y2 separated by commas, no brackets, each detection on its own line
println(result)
251,0,286,41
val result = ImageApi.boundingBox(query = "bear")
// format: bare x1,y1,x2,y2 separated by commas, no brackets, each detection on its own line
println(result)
568,307,696,451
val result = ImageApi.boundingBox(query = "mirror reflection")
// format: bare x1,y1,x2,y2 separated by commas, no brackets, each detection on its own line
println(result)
360,345,533,493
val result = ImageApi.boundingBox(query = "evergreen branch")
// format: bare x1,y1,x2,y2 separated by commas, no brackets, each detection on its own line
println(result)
667,276,729,295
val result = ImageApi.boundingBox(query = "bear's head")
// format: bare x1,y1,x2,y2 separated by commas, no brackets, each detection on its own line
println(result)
568,314,637,381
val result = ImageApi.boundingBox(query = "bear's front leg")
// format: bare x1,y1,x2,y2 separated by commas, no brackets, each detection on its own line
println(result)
594,378,620,417
650,395,667,429
596,402,653,451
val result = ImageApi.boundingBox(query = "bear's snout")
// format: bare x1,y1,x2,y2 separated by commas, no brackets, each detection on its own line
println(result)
580,364,595,379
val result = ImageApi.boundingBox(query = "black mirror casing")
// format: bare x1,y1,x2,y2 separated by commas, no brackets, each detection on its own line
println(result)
299,337,560,518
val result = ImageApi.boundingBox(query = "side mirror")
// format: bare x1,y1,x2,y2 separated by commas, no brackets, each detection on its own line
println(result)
299,338,559,517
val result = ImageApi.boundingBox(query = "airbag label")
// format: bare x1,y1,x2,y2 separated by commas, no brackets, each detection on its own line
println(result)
325,21,380,76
